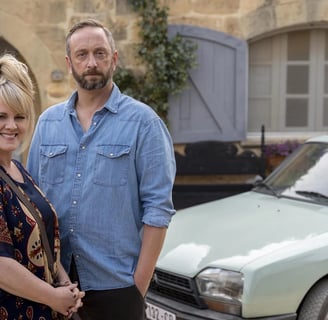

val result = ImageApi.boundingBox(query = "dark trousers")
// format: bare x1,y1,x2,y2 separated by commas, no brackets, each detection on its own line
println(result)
69,258,146,320
78,286,146,320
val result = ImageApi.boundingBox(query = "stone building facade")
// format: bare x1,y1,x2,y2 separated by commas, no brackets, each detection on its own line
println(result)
1,0,326,115
1,0,326,201
1,0,327,168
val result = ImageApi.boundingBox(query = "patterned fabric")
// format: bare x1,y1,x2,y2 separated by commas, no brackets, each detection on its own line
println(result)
0,161,63,320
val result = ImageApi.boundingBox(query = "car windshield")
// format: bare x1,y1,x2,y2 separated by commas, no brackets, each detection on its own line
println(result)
254,141,328,204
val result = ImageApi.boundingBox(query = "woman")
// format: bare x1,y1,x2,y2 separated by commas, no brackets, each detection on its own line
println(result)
0,53,84,319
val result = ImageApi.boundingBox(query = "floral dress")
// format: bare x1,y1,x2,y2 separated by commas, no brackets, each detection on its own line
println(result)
0,160,63,320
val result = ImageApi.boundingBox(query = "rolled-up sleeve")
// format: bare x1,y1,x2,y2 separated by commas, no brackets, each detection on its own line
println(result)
137,117,176,227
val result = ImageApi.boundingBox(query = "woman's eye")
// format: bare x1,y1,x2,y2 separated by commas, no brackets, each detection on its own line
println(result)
15,115,26,120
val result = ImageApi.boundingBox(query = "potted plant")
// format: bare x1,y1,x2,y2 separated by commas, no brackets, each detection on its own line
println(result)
264,140,301,173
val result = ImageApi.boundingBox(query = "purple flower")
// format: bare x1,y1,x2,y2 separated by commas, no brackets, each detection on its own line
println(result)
264,140,300,157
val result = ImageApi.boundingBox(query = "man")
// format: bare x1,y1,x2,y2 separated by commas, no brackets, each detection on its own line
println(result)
27,19,176,320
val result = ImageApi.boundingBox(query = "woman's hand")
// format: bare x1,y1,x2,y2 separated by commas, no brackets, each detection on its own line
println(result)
50,283,83,316
54,262,85,316
67,285,85,317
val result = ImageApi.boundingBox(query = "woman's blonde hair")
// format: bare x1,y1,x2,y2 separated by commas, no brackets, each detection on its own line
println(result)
0,53,35,153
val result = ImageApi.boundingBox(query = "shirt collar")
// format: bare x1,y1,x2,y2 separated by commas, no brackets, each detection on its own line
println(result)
66,83,121,115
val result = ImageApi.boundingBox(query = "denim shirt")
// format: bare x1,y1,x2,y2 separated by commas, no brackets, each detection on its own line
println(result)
27,84,176,291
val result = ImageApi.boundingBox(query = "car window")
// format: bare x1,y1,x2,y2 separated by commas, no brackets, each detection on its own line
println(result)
254,142,328,203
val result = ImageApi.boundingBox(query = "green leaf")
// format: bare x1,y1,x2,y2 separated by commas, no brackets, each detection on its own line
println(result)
115,0,197,124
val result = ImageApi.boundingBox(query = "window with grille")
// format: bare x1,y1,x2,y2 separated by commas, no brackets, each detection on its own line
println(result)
248,29,328,134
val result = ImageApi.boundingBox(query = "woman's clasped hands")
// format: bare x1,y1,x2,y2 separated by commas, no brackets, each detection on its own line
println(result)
50,282,85,318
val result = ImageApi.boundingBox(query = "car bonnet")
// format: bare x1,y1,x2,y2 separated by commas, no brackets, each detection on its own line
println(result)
157,191,328,277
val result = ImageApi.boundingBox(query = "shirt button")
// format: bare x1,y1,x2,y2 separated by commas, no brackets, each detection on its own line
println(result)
77,173,81,177
70,229,74,233
81,145,86,149
93,122,97,126
72,200,77,205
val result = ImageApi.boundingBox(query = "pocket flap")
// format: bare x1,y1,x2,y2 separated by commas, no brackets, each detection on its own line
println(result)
40,145,68,158
96,145,131,159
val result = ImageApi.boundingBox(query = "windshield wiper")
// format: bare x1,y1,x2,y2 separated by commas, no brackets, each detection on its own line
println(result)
295,190,328,201
255,181,280,198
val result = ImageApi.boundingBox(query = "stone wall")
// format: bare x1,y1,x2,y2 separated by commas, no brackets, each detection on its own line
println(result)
0,0,327,114
162,0,328,41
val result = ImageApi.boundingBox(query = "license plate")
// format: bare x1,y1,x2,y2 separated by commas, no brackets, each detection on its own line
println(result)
146,302,176,320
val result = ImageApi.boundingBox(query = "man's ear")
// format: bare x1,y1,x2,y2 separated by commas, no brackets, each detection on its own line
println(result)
112,50,118,72
65,56,72,74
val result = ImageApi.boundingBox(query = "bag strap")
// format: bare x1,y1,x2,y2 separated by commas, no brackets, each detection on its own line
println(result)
0,168,56,279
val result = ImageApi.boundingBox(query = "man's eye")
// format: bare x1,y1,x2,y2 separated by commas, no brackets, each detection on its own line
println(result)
15,115,26,120
95,51,106,58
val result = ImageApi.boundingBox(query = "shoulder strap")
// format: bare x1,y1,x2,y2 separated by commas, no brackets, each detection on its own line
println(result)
0,168,56,278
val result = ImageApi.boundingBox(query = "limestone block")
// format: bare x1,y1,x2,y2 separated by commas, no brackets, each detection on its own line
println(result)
159,0,192,16
168,16,225,33
118,43,140,68
192,0,240,15
239,0,267,14
306,0,328,21
275,1,305,27
224,17,243,39
46,81,70,99
36,1,67,24
241,7,276,39
111,18,129,42
73,0,113,13
35,26,66,53
116,0,134,15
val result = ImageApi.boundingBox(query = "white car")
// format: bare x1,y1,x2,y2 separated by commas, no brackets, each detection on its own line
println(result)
146,135,328,320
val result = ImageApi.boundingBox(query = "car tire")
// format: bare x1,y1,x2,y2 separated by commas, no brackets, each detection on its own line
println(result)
298,279,328,320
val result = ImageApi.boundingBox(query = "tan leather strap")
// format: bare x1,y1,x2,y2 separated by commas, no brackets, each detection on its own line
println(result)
0,168,56,279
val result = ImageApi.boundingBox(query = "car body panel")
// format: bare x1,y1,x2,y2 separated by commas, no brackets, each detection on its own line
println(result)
157,192,328,316
149,136,328,319
158,192,328,274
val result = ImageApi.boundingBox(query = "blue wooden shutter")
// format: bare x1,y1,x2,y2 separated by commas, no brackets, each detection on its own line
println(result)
168,25,248,142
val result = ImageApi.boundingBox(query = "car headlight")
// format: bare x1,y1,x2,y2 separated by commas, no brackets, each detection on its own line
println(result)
196,268,244,315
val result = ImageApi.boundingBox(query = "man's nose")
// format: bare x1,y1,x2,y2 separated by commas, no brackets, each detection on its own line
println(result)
87,54,97,68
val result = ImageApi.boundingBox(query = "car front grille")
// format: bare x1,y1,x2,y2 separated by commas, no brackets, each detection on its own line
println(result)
149,268,207,309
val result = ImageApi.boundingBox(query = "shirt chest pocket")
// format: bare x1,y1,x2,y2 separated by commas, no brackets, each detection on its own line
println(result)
94,145,131,187
40,145,68,184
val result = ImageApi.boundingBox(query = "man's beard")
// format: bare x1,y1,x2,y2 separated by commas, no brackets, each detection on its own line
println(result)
71,67,112,90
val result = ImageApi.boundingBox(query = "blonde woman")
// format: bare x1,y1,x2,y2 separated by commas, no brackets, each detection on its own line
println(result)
0,53,84,319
